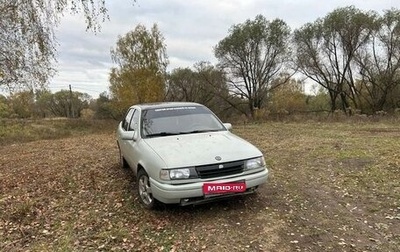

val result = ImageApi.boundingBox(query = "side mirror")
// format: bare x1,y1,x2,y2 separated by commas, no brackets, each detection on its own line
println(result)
223,123,232,130
120,131,135,140
133,130,139,141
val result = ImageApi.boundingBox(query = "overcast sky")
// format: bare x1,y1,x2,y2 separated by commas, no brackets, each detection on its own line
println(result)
50,0,398,98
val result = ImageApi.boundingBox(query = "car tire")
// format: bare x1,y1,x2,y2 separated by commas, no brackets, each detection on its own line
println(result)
137,169,157,209
118,144,129,169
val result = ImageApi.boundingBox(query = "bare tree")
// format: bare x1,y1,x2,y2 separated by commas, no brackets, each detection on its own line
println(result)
355,8,400,113
294,6,375,113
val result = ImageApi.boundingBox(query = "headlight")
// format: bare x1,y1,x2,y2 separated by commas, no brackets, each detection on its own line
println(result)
160,168,197,180
244,157,265,170
170,168,190,179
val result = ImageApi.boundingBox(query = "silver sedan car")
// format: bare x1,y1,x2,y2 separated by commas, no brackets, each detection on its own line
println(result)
116,102,269,209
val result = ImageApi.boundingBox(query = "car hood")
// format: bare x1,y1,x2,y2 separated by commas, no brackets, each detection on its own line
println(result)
143,131,262,168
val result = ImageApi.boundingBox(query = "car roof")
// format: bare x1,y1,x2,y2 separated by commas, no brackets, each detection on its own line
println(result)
130,102,203,110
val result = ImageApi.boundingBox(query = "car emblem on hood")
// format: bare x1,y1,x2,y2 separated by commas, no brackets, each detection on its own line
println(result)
215,156,222,161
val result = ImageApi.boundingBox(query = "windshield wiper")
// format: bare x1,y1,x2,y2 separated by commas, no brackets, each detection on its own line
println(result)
146,132,180,137
179,129,221,134
147,129,222,137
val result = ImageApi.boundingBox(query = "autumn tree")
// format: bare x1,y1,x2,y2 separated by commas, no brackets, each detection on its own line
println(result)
305,89,331,113
0,95,12,118
215,15,292,118
109,24,168,116
294,6,376,113
166,62,227,105
90,91,116,119
34,90,90,118
0,0,111,94
8,91,36,118
268,77,307,114
35,89,54,117
166,62,234,118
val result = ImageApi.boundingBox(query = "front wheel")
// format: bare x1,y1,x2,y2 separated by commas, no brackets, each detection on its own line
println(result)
137,169,157,209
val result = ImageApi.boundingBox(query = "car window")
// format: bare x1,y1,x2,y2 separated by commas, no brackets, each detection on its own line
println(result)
122,108,134,131
128,110,140,131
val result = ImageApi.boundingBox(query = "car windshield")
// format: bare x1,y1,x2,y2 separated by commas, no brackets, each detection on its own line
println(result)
141,105,226,138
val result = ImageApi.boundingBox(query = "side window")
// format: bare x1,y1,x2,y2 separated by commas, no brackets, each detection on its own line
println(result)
128,110,140,131
122,109,134,131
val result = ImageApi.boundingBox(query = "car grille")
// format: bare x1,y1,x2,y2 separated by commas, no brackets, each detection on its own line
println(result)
195,160,244,179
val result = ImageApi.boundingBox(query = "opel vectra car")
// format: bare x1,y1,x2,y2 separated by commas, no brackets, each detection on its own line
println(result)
116,102,269,209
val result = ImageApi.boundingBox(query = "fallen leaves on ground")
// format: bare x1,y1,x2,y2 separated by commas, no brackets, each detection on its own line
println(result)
0,121,399,251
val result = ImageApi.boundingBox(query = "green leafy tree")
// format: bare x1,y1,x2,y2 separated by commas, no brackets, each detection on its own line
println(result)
109,24,168,116
167,68,195,101
45,90,90,118
166,62,233,118
306,94,331,113
0,95,11,118
215,15,292,118
8,90,36,118
166,62,228,105
35,89,54,118
90,91,116,119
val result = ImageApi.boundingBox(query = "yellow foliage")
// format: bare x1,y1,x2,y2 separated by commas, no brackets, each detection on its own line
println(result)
108,24,168,115
109,68,165,113
269,81,306,113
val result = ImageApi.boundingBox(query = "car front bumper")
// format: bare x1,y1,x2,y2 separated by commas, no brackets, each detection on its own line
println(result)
149,168,269,205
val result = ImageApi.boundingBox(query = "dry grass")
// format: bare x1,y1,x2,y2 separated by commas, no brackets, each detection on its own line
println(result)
0,118,117,146
0,120,399,251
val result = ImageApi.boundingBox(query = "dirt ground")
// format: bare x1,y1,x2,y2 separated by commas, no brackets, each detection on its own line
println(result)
0,122,399,251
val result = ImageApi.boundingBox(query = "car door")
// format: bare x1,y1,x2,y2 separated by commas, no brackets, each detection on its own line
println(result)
118,107,135,162
121,108,141,172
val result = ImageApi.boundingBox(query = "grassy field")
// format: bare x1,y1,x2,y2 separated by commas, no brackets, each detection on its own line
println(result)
0,119,117,146
0,119,399,251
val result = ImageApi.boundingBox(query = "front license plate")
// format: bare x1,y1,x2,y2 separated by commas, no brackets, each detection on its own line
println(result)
203,182,246,195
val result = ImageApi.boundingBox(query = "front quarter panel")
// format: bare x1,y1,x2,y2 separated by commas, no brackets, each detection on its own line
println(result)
130,139,166,179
